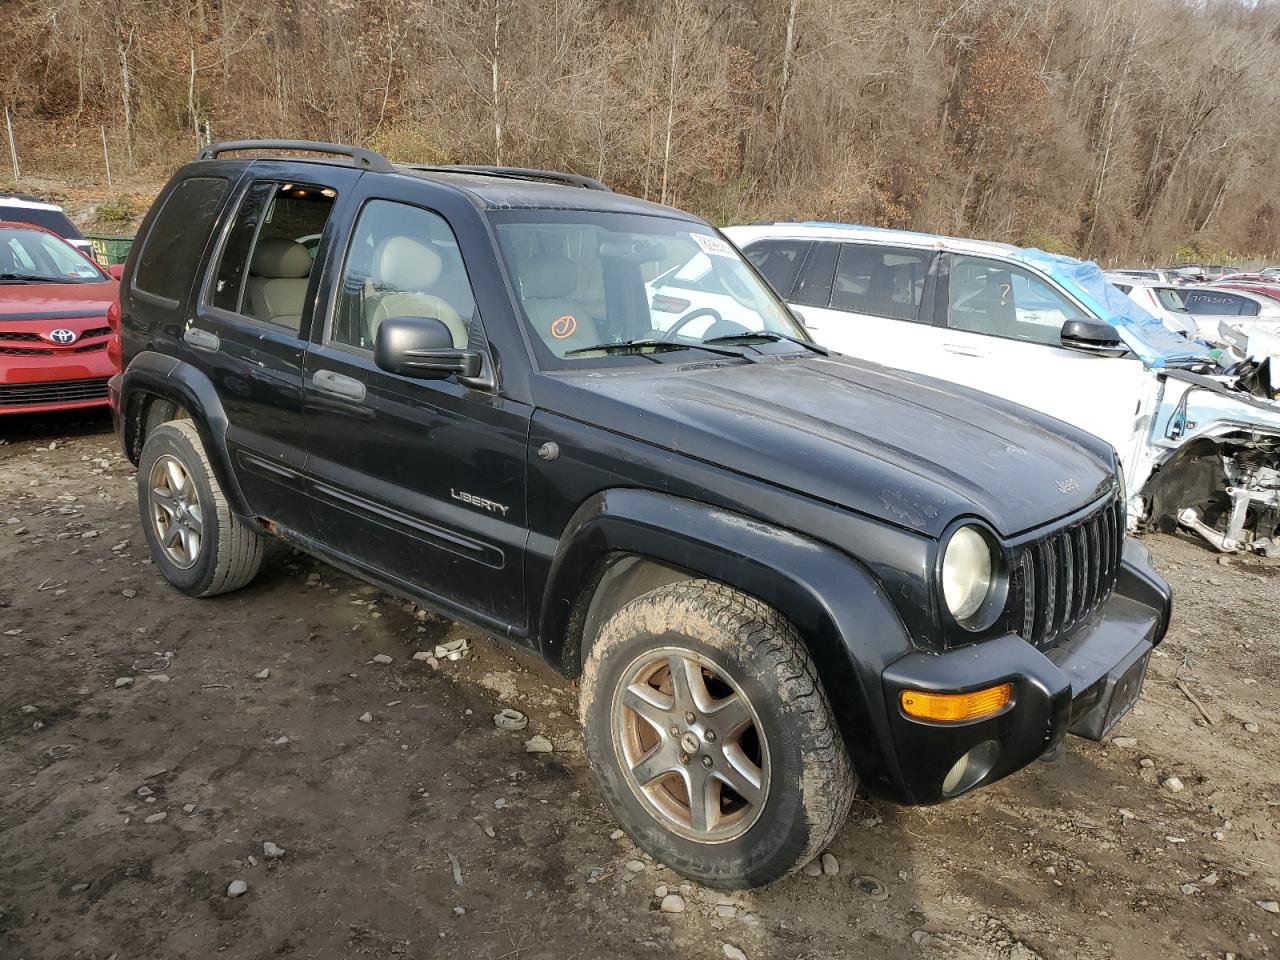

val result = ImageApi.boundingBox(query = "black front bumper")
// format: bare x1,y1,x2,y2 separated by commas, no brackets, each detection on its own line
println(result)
878,538,1170,805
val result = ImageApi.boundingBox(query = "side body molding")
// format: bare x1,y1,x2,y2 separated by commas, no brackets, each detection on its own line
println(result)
536,488,917,798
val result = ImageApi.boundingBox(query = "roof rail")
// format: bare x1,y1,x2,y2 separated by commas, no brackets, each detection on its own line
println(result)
196,140,396,173
407,164,611,192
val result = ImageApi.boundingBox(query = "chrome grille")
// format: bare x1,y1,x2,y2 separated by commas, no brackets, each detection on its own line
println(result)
1019,497,1124,648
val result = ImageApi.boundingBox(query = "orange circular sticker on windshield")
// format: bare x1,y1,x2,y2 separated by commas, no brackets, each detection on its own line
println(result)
551,315,577,339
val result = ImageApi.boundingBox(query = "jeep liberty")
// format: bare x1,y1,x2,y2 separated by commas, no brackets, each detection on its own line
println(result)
110,141,1172,888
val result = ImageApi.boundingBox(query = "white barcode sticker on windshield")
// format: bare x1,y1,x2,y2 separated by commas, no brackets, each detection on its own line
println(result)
690,232,735,258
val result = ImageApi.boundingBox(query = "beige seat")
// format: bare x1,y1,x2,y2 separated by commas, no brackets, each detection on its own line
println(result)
245,239,312,330
364,236,468,348
517,253,600,355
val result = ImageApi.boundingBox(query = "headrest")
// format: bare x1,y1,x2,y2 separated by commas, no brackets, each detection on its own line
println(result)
251,239,312,279
520,253,575,300
373,236,443,291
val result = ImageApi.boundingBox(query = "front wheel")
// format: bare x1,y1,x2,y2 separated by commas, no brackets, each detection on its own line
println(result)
579,580,855,888
137,419,266,597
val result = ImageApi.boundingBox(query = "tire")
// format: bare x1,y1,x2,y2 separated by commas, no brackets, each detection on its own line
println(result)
579,580,855,888
136,419,265,597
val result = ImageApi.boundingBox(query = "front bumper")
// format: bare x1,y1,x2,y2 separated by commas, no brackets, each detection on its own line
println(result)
878,538,1170,805
1,343,115,416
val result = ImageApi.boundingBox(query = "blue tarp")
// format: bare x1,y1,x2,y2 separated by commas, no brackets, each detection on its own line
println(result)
1016,248,1213,368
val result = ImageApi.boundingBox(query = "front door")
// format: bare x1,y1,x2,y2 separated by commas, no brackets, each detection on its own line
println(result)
302,189,531,630
928,253,1150,467
186,164,358,531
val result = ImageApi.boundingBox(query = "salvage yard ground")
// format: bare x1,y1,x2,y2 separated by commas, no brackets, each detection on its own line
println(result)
1,413,1278,960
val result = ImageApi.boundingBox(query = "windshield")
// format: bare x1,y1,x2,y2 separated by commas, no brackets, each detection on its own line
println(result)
491,211,806,366
0,227,105,283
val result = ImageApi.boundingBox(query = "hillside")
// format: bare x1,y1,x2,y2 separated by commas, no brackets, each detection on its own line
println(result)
2,0,1278,263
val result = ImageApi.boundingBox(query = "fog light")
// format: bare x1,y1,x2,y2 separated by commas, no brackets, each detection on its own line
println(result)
900,683,1012,723
941,739,1001,797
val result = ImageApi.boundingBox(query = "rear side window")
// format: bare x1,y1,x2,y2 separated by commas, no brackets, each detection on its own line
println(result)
1183,291,1259,317
133,176,229,303
790,241,839,308
742,239,810,298
0,204,83,240
830,244,930,321
208,180,336,333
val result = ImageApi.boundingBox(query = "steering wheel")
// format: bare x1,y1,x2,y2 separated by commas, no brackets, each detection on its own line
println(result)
661,306,724,341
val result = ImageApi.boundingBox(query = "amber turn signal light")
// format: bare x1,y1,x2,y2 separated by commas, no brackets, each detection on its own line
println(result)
900,683,1012,723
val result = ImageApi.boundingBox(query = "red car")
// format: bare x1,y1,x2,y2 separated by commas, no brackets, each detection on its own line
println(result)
0,222,122,416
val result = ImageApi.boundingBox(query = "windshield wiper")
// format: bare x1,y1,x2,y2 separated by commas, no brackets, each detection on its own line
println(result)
703,330,829,356
0,273,74,284
564,338,754,361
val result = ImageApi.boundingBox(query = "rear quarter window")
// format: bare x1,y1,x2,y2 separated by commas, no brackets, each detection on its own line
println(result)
1183,291,1259,317
133,176,230,304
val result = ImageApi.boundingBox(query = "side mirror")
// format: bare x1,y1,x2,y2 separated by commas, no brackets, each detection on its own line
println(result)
108,264,125,281
1060,319,1127,357
374,316,482,380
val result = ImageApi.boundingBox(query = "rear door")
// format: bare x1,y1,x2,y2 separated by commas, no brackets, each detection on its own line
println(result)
778,240,944,366
185,163,359,531
301,179,532,630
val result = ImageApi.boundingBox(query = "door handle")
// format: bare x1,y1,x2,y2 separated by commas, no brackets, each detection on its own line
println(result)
183,327,220,352
942,343,987,358
312,369,366,401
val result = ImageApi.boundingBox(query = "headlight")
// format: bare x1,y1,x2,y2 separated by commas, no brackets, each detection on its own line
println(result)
942,525,995,625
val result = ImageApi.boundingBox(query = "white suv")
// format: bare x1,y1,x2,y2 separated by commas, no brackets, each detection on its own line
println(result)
725,222,1280,554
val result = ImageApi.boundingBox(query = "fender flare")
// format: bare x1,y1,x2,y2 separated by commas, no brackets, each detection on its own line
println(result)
537,487,917,798
118,350,252,518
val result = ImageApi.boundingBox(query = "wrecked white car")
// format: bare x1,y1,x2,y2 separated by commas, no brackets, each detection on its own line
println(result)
725,222,1280,554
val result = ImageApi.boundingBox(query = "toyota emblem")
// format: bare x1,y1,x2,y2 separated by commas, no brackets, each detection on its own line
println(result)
48,328,77,345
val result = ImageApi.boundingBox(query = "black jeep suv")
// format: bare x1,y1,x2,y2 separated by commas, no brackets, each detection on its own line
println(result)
110,140,1171,888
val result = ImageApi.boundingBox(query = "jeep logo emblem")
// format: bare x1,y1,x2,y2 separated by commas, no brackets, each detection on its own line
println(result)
48,328,77,345
1056,477,1081,494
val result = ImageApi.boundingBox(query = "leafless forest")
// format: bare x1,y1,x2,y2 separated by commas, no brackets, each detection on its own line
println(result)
2,0,1279,264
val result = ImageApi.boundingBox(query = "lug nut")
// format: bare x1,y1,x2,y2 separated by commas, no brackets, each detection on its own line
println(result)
685,711,696,723
704,730,716,742
701,756,713,769
668,724,680,736
680,752,690,764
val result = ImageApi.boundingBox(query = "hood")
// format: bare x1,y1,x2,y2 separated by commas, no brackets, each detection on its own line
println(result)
0,280,116,319
542,355,1116,539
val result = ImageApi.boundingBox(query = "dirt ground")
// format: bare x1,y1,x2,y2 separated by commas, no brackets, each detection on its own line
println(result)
1,412,1277,960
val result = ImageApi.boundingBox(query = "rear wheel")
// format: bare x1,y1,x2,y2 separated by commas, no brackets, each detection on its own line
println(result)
137,420,265,597
579,580,855,888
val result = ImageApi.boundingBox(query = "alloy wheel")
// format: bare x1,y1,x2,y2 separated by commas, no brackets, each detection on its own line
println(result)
148,454,204,569
611,646,770,842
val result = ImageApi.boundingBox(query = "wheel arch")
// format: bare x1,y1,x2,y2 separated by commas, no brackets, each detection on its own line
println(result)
538,488,916,799
119,350,252,518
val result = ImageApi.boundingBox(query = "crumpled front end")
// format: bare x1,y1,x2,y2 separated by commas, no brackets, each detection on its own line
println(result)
1140,368,1280,554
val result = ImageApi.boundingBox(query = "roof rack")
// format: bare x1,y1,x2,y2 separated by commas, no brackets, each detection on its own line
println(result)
407,164,611,192
196,140,396,173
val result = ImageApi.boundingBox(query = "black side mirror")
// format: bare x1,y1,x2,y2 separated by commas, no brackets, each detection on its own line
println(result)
374,316,483,380
1060,319,1128,357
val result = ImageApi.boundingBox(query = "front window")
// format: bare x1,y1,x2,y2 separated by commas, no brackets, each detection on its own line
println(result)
0,227,104,284
491,211,805,365
947,255,1079,346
